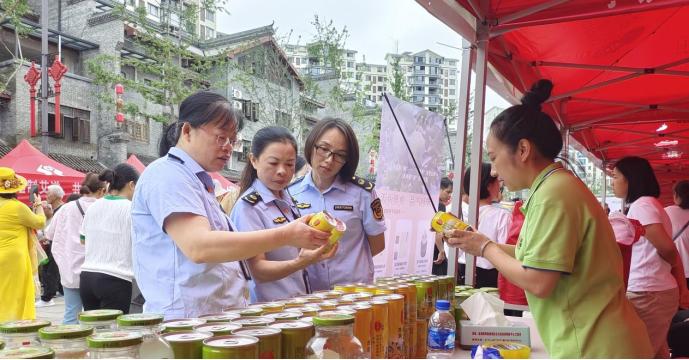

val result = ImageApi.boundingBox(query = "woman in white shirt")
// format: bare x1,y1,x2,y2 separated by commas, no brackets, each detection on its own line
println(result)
666,180,689,289
612,156,689,358
80,164,139,313
458,163,512,288
45,174,106,324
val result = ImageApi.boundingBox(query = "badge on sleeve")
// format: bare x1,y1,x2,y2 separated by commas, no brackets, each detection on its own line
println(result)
371,198,384,220
273,216,287,224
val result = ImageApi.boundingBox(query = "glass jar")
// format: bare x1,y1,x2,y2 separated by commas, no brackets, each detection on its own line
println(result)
305,313,365,359
0,346,55,359
78,310,123,333
38,325,93,359
117,314,173,359
86,331,142,359
0,320,51,349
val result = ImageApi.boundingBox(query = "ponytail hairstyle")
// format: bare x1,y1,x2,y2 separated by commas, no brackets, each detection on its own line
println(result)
674,180,689,209
99,163,140,192
81,172,107,195
489,79,563,161
159,91,245,156
238,126,297,195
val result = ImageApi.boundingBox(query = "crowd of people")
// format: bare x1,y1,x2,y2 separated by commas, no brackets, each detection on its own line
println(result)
1,85,689,358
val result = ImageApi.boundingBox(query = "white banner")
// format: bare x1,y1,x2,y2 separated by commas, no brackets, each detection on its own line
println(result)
373,94,446,278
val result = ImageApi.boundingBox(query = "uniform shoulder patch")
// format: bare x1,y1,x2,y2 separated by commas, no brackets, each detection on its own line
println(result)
241,191,262,205
350,175,374,192
371,198,384,220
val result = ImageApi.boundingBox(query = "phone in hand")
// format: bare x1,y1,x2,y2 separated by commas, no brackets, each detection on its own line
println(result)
29,185,39,204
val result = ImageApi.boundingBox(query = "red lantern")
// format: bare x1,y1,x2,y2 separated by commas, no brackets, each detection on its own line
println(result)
115,83,124,95
115,113,125,123
23,62,41,137
48,57,68,135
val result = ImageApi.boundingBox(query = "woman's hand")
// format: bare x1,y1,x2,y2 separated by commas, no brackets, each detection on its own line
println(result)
284,214,330,250
446,229,492,257
298,242,339,266
434,250,446,264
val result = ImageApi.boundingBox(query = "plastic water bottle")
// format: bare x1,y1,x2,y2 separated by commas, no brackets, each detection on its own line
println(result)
427,300,456,359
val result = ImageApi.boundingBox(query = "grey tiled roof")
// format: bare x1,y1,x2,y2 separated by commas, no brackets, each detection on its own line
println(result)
48,153,106,174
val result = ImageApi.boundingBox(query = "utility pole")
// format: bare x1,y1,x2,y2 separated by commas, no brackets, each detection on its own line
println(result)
40,0,49,154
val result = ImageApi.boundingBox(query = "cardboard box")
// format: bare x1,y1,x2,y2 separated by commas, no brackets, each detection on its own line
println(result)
459,320,530,350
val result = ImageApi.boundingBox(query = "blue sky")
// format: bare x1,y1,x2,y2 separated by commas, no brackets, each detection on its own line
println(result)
218,0,511,110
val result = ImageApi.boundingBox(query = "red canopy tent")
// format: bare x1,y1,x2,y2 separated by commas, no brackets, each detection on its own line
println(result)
127,154,237,191
126,154,146,173
0,140,85,203
417,0,689,206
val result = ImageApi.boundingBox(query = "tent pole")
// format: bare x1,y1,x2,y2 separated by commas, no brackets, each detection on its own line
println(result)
448,38,474,280
602,164,607,209
497,0,570,25
465,23,490,287
40,0,49,154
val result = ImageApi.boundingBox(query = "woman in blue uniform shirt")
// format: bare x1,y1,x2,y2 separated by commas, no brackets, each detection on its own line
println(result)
289,118,387,291
131,92,329,319
230,127,336,302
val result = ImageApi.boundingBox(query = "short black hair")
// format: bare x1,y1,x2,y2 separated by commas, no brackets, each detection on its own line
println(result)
304,118,359,181
490,79,562,161
295,155,307,173
238,126,297,194
159,91,244,156
99,163,140,192
614,156,660,203
440,177,452,190
463,163,498,200
674,180,689,209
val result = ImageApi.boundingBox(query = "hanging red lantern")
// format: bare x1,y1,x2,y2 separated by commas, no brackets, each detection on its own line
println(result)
115,112,125,123
115,83,124,95
48,57,68,135
23,62,41,137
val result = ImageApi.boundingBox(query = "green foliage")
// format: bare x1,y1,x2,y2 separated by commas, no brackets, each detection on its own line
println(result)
306,15,348,78
0,0,31,93
389,55,408,101
85,1,229,123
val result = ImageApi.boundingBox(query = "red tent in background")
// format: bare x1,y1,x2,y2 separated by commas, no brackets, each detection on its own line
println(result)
0,140,85,203
416,0,689,205
127,154,238,191
126,154,146,173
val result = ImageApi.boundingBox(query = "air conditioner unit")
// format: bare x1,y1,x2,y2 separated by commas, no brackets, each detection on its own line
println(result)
233,100,242,110
233,89,242,99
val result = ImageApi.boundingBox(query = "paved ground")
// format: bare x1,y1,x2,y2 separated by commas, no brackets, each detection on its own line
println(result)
36,297,65,325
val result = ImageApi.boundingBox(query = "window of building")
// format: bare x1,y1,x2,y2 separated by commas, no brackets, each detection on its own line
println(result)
378,86,383,92
147,3,159,18
347,61,355,68
296,57,301,65
414,56,424,63
449,89,456,95
251,102,259,121
274,110,291,128
40,106,91,143
127,116,150,142
205,9,216,23
199,25,206,40
450,79,456,85
238,140,251,162
144,78,153,86
366,75,371,81
207,27,215,39
127,0,135,6
419,65,425,71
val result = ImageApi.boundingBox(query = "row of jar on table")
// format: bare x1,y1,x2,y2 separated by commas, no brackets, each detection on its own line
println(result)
0,274,495,359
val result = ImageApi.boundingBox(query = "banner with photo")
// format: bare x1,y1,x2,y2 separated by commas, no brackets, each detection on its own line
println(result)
373,94,445,278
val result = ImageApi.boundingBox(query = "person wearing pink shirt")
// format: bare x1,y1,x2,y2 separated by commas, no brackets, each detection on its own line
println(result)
45,174,106,324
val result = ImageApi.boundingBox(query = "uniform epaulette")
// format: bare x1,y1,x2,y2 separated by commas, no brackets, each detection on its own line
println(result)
350,175,374,192
241,191,262,205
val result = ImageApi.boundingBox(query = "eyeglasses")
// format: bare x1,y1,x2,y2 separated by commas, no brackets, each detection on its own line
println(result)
200,126,239,148
314,144,347,164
